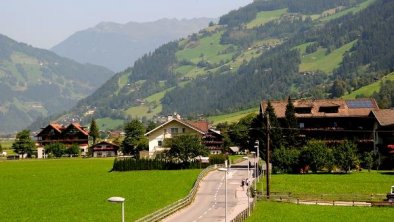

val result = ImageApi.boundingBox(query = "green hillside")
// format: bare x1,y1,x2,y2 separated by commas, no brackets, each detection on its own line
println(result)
0,34,113,134
31,0,394,131
298,40,356,74
343,72,394,99
246,8,288,29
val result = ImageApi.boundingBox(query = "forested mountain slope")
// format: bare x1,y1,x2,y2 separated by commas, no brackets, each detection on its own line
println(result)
0,34,113,134
30,0,394,131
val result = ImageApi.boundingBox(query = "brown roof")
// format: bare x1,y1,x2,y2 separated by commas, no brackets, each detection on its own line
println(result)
49,123,64,132
145,118,207,136
371,109,394,126
261,98,379,118
186,121,209,132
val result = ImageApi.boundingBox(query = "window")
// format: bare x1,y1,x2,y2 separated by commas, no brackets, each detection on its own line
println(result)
182,128,186,133
158,141,163,147
318,106,339,113
299,123,305,129
295,107,312,114
171,128,178,134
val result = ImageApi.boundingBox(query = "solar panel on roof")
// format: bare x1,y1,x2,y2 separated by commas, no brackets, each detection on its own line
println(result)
346,100,374,108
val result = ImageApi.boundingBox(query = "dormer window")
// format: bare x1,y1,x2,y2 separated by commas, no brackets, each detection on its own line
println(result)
318,106,339,113
295,107,312,114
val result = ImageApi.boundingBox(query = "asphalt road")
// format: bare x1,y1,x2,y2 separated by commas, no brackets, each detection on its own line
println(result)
163,161,253,222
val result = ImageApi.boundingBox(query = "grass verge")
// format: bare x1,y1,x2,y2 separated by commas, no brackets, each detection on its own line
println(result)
0,158,200,221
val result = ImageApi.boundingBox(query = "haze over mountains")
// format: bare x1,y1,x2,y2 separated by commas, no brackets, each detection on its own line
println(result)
52,18,215,72
0,34,113,134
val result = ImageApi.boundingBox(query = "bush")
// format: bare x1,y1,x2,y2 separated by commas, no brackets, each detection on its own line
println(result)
272,146,300,173
299,140,331,173
209,154,228,165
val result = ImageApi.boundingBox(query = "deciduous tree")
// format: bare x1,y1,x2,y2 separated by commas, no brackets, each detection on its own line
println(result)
45,143,66,158
121,119,146,156
334,140,359,173
12,129,35,158
167,134,208,166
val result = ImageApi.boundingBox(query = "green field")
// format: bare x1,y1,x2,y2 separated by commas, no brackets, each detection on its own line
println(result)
176,31,234,65
267,170,393,195
343,72,394,99
96,117,124,131
320,0,377,22
248,170,394,221
299,41,356,74
247,201,393,222
247,8,287,29
0,159,200,221
208,107,258,125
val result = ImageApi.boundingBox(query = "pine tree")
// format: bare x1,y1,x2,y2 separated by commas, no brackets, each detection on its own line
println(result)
89,119,99,145
265,101,283,150
285,97,299,147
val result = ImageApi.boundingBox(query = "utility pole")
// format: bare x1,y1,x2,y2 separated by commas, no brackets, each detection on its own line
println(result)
266,113,270,199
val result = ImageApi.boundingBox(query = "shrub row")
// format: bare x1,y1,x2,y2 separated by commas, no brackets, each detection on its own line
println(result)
112,158,210,171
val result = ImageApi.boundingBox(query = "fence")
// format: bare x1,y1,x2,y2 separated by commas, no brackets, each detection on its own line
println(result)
135,164,220,222
261,192,387,202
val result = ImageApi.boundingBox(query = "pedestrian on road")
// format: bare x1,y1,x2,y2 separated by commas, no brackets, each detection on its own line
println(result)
241,179,245,190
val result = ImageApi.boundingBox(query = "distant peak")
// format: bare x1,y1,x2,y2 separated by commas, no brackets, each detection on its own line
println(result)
93,22,123,32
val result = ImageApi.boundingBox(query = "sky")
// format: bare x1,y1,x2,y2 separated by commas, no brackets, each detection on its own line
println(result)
1,0,252,49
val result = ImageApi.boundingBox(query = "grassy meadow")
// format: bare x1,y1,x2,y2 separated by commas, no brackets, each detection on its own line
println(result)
343,72,394,99
0,158,200,221
298,40,356,74
247,201,393,222
207,107,258,125
267,170,393,196
249,171,394,221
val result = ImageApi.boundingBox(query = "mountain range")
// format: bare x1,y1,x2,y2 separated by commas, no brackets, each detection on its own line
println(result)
0,34,114,134
30,0,394,132
51,18,215,72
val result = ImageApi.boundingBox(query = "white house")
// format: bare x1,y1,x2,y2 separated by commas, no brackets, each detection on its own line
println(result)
144,115,208,157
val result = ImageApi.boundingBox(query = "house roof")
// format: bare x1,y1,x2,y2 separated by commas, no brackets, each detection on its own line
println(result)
49,123,64,132
370,109,394,127
261,98,379,118
92,141,119,147
92,141,120,150
144,118,207,136
36,122,88,137
63,123,89,136
36,123,64,137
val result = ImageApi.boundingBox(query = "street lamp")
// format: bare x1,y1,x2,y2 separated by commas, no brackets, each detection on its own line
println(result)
242,156,250,178
218,168,228,222
242,156,250,216
250,151,256,186
107,196,125,222
254,140,260,182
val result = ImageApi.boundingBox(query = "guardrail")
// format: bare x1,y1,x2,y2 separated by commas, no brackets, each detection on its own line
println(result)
135,164,220,222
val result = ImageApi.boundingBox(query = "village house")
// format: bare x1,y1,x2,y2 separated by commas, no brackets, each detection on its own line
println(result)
260,98,394,155
35,123,89,158
91,141,119,157
144,114,223,157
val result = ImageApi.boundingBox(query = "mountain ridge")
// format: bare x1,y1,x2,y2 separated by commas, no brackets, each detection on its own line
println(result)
51,18,216,71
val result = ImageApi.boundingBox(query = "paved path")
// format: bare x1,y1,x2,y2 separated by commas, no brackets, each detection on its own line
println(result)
163,161,254,222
